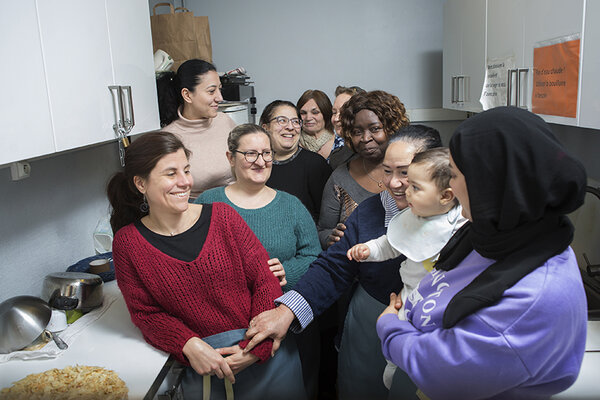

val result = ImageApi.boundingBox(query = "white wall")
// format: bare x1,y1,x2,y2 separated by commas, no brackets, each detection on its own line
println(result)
0,143,121,302
150,0,446,117
2,0,599,304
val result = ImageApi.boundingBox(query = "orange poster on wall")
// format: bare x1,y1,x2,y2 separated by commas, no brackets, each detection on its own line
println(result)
532,38,580,118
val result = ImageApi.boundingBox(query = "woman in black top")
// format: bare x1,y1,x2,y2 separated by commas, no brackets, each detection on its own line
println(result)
261,100,332,222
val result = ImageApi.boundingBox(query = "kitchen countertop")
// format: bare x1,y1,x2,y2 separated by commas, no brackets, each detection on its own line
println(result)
0,281,169,399
0,282,598,398
552,320,600,399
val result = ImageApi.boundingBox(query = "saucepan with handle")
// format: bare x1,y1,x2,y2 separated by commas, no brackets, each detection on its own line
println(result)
42,272,104,312
0,295,68,353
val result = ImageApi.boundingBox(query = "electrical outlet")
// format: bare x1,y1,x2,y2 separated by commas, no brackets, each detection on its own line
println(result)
10,162,31,181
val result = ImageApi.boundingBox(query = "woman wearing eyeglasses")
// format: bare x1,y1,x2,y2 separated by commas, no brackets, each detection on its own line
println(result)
195,123,322,398
260,100,332,222
195,123,321,293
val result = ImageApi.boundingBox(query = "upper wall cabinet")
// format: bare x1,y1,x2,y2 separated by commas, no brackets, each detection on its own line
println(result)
0,0,159,166
579,0,600,129
445,0,598,129
487,0,584,126
0,2,55,164
442,0,486,113
106,0,160,136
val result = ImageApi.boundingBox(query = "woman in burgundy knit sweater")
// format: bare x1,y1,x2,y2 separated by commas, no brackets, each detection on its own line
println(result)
107,131,305,399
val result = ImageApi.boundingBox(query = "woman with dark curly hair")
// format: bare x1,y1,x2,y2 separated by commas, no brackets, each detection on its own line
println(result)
318,90,410,248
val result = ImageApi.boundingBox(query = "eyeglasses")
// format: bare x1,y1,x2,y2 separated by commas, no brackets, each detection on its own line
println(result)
234,150,274,163
270,116,302,128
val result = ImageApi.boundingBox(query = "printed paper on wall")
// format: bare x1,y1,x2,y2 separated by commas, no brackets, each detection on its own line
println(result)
480,56,516,110
532,35,580,118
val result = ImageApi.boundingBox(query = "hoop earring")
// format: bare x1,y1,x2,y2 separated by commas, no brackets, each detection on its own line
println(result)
140,195,149,213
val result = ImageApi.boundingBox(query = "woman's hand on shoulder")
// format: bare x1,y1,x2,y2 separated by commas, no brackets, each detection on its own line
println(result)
182,337,236,383
326,223,347,247
216,345,259,375
268,258,287,287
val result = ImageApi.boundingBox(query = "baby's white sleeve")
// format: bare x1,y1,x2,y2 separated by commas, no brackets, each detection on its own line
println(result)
365,235,402,262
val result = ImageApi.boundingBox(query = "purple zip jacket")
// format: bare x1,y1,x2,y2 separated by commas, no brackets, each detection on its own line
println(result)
377,247,586,400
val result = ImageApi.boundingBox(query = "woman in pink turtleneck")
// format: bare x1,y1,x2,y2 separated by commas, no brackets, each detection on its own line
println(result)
157,59,236,200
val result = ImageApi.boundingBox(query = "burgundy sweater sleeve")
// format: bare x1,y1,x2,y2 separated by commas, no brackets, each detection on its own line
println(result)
222,206,283,362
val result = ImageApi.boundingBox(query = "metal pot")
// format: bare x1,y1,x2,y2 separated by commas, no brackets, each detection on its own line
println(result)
0,295,67,353
42,272,104,312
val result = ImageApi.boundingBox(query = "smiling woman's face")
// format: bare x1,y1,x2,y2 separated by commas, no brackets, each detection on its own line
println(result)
227,132,273,186
300,99,325,135
182,70,223,119
382,140,419,210
263,105,301,156
134,148,193,215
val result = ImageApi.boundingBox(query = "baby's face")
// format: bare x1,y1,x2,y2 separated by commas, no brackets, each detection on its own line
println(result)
405,163,448,218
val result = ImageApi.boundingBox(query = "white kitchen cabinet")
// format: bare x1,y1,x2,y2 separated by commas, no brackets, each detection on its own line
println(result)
442,0,486,113
487,0,522,64
523,0,583,126
485,0,587,127
0,2,55,164
579,0,600,129
106,0,160,136
36,1,116,152
0,0,159,166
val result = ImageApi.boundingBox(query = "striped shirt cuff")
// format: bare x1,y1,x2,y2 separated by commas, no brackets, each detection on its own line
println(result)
275,290,314,333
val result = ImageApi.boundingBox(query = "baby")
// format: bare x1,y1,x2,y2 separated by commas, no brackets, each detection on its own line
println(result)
347,147,467,388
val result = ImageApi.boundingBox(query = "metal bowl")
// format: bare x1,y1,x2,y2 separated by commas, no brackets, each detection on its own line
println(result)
0,296,51,353
42,272,104,312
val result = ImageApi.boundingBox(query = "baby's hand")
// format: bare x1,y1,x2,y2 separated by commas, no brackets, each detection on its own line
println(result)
347,244,370,261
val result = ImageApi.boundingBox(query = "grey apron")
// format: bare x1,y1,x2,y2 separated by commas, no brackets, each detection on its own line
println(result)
181,329,307,400
337,284,390,400
387,368,419,400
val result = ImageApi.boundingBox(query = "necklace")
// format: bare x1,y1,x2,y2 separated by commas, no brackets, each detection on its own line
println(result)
145,211,194,236
362,158,384,188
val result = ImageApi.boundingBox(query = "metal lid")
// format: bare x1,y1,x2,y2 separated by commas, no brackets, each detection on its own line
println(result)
45,272,102,282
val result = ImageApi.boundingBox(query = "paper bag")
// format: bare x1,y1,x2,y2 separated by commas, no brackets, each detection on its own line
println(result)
150,3,213,71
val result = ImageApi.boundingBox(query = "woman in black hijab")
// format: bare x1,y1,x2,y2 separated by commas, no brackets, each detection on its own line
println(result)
377,107,588,400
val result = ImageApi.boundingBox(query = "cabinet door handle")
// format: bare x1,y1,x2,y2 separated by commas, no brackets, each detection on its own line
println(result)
451,76,456,103
517,68,528,109
457,76,465,103
109,85,133,167
109,85,135,140
121,86,135,132
507,69,517,106
109,85,124,134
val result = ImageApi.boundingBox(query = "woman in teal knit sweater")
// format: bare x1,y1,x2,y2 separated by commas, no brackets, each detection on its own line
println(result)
195,124,321,398
195,123,321,291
